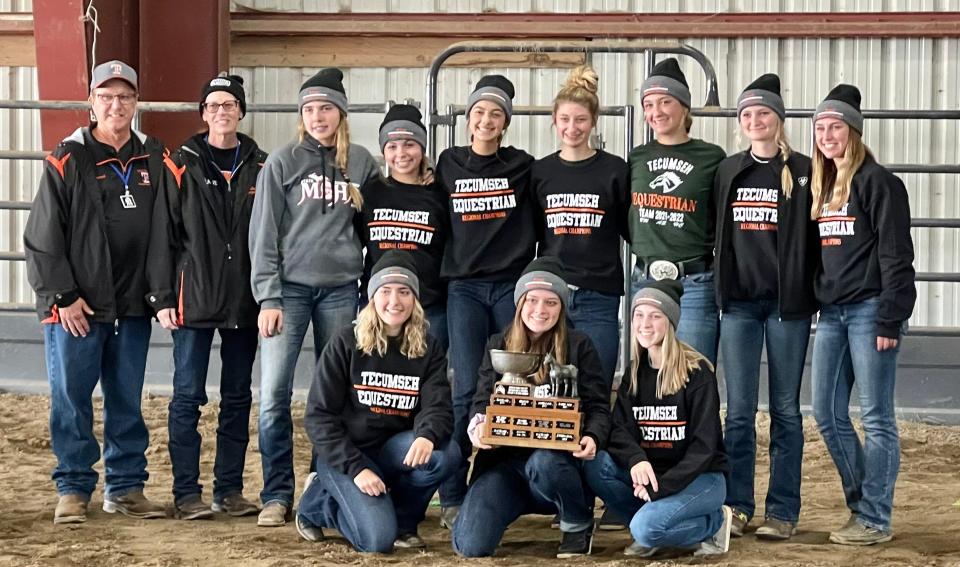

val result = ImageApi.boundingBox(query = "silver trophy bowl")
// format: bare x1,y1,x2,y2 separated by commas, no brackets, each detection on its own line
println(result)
490,349,544,385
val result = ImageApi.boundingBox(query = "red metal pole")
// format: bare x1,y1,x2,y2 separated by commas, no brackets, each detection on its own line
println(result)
33,0,88,150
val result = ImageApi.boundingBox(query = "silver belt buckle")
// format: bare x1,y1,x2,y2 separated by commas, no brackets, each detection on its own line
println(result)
648,260,680,281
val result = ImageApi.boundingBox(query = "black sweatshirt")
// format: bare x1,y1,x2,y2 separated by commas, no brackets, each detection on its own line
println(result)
304,326,453,478
607,353,728,501
714,151,820,320
532,150,630,295
815,155,916,338
359,177,449,309
469,330,611,481
437,145,536,281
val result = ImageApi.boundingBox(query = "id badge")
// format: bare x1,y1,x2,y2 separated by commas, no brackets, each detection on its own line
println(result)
120,193,137,209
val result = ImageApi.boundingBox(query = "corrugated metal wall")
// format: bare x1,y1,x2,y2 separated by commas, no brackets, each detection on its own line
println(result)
0,0,40,308
2,1,959,330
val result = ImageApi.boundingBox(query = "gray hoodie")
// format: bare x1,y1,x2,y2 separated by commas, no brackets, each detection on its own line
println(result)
249,136,380,309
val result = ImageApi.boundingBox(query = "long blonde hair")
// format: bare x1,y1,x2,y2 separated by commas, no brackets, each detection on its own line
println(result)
810,128,870,219
553,65,600,126
629,322,712,399
298,112,363,209
504,293,568,385
736,118,796,198
354,299,428,359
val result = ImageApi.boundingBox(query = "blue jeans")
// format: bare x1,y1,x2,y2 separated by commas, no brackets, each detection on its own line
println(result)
258,281,358,506
425,303,449,353
567,288,620,391
584,451,725,549
44,317,152,497
168,326,258,503
452,450,594,557
439,279,516,507
812,298,901,533
298,431,459,552
631,267,719,365
720,299,810,523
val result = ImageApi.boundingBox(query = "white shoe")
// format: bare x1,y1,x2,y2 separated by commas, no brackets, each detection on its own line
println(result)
295,472,324,542
695,505,733,556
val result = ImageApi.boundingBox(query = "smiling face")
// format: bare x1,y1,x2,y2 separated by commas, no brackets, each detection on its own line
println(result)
739,105,780,145
90,78,137,133
814,117,850,160
202,91,241,138
383,139,423,178
468,100,507,146
520,289,562,340
553,101,594,150
373,283,415,335
301,101,342,146
632,303,669,350
642,93,686,138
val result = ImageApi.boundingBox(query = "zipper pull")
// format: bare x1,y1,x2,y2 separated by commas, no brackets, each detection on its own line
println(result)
114,319,119,335
227,242,233,261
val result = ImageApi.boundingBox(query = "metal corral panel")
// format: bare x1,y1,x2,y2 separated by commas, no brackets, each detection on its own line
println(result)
229,30,960,327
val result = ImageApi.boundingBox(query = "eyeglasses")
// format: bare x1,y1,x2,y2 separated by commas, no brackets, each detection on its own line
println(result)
203,100,240,113
95,93,137,106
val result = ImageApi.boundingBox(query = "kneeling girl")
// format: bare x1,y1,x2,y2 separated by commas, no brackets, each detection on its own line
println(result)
583,280,732,557
452,257,610,559
298,251,458,552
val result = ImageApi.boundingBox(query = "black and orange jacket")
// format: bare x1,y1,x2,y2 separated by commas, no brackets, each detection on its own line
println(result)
146,132,267,329
24,126,166,323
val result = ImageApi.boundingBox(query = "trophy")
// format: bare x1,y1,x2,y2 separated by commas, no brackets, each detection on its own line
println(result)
480,349,583,451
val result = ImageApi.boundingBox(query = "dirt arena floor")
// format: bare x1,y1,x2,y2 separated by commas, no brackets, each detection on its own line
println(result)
1,391,959,567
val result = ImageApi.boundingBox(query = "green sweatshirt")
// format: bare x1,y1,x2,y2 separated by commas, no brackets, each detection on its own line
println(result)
628,138,725,266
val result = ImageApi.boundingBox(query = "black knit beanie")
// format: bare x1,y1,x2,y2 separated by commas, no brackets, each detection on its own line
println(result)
299,68,348,113
737,73,785,121
199,73,246,117
640,58,691,108
379,104,427,151
814,83,863,134
367,250,420,300
466,74,515,125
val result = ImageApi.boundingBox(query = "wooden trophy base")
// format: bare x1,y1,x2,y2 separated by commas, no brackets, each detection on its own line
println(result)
480,381,582,451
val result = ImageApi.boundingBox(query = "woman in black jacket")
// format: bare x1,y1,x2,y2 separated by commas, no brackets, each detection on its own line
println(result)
583,280,731,558
451,257,610,559
713,74,819,540
809,84,915,546
147,74,266,520
296,251,457,552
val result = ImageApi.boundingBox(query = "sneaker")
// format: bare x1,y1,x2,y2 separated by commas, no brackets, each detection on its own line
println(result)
295,472,324,542
730,508,749,538
694,505,733,556
623,542,660,557
173,494,214,520
755,517,797,540
597,507,627,531
439,505,460,529
54,494,89,525
212,493,260,517
829,520,892,546
257,500,292,527
102,490,166,519
556,523,594,559
394,532,427,549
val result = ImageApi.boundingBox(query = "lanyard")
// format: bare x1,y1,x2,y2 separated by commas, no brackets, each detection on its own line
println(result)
205,137,241,183
107,162,133,193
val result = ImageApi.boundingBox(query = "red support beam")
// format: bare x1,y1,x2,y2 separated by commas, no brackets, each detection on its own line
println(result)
138,0,229,147
33,0,87,150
